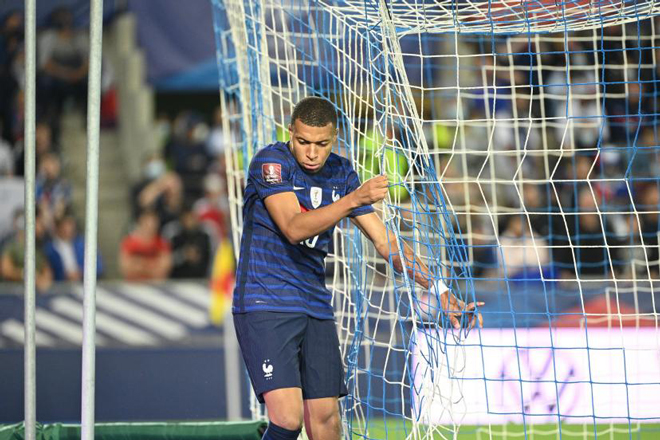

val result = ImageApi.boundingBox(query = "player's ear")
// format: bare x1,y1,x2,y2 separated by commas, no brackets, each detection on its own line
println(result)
288,123,293,139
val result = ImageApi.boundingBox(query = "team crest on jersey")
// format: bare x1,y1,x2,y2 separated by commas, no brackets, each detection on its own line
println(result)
262,163,282,184
310,187,323,208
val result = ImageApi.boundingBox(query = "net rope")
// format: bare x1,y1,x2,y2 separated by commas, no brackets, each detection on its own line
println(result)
212,0,660,437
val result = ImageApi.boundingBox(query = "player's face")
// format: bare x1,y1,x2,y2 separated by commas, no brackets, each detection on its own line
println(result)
288,119,336,173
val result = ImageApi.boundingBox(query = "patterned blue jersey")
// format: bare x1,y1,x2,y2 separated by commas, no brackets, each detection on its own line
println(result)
233,141,374,319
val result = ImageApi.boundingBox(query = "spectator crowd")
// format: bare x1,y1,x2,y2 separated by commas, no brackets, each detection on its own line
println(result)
428,19,660,281
1,7,659,291
120,109,229,282
0,8,230,291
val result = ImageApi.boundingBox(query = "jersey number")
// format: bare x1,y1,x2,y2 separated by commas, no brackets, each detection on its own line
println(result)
301,235,319,248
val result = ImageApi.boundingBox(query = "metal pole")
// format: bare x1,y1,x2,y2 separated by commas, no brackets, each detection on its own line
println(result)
223,312,242,420
81,1,104,438
23,0,37,438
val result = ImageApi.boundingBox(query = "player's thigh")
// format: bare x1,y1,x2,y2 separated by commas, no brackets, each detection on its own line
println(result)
300,317,348,400
234,312,307,403
263,387,304,430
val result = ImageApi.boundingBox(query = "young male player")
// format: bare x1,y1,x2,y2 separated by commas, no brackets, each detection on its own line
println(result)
233,97,482,440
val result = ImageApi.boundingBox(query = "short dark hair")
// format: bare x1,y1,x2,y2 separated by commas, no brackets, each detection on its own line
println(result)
290,97,337,129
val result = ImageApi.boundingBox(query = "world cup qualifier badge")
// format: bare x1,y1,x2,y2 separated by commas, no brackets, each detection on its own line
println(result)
262,163,282,184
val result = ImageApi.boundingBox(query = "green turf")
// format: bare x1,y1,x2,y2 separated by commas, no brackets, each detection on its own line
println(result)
350,421,660,439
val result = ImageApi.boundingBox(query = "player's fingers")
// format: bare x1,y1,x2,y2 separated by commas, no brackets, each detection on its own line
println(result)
368,194,387,205
374,186,388,197
449,313,460,329
374,175,389,187
468,312,483,329
468,312,482,329
465,301,485,311
365,177,387,193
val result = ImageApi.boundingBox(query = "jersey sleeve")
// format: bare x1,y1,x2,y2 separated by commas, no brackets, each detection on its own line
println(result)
248,147,294,199
346,167,375,218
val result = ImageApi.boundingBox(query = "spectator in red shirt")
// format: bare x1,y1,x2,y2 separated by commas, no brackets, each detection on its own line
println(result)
119,209,172,281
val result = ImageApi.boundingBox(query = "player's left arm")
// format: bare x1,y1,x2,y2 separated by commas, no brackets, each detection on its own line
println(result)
350,212,430,288
351,212,483,329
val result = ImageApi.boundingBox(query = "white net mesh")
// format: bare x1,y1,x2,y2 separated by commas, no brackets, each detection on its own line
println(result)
212,0,660,438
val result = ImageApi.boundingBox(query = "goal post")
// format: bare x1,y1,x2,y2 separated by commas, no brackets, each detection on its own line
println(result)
212,0,660,438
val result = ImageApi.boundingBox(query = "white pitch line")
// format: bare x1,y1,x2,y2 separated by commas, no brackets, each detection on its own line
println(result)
118,284,209,327
51,297,159,346
0,319,56,347
167,282,211,310
95,287,187,339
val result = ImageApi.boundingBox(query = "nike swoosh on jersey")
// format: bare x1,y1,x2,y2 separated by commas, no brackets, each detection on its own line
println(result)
293,186,305,190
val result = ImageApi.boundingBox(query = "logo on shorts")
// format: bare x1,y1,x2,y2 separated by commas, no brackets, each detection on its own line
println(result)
262,163,282,184
262,359,274,380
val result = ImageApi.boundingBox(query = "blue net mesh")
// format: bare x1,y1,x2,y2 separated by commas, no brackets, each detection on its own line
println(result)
212,0,660,437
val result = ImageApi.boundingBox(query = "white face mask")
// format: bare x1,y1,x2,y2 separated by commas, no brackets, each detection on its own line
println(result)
145,160,166,180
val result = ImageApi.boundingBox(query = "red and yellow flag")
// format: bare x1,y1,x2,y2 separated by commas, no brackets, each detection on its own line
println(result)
209,239,235,325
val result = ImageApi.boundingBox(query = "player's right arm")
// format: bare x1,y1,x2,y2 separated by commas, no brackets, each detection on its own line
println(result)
264,175,388,244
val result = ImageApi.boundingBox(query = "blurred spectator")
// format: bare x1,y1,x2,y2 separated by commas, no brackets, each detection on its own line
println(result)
635,127,659,177
0,176,24,239
194,173,228,241
36,152,72,231
496,214,551,281
165,111,212,201
37,7,89,139
131,154,183,227
1,208,53,292
470,217,497,278
154,112,172,152
44,212,103,282
14,121,57,177
523,183,551,237
119,209,172,281
0,10,23,143
206,106,224,156
0,121,14,176
553,186,622,278
638,183,660,274
605,81,653,146
99,58,117,128
556,153,596,207
164,206,212,279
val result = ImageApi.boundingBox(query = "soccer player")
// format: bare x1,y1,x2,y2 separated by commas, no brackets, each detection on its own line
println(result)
233,97,483,440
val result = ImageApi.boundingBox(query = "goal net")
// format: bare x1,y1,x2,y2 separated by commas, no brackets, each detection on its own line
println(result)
211,0,660,438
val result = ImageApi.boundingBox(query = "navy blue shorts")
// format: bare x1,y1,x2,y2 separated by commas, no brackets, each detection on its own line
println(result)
233,311,348,403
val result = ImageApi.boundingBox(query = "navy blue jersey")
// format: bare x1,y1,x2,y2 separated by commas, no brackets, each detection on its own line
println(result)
233,141,374,319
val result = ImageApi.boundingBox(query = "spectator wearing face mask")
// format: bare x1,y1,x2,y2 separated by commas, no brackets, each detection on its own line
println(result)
131,154,183,229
